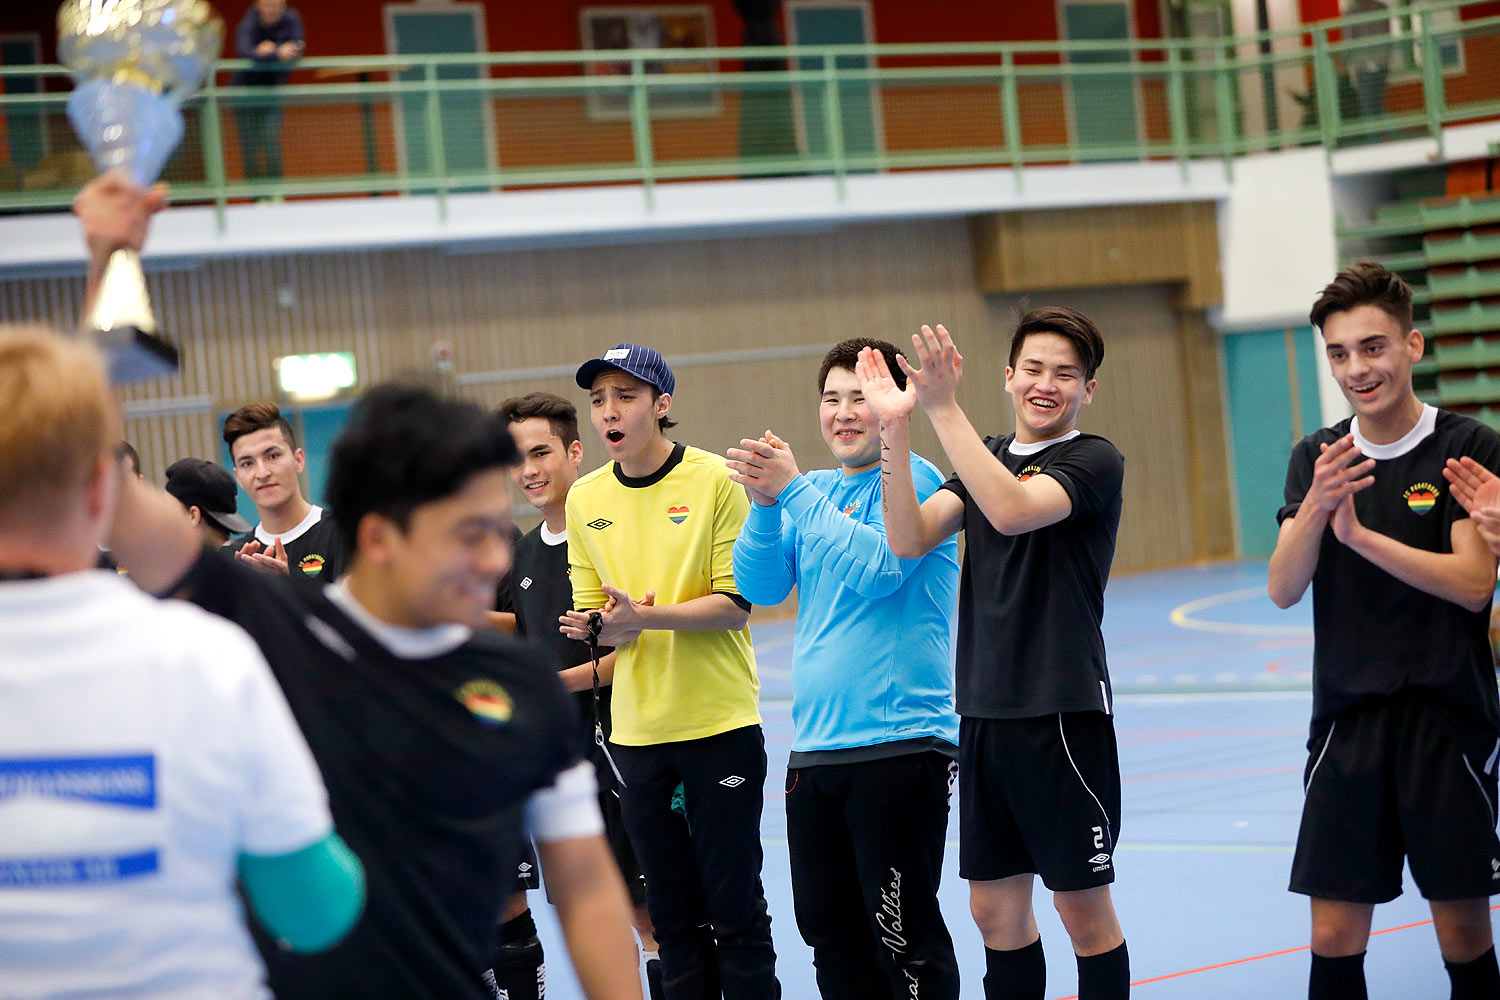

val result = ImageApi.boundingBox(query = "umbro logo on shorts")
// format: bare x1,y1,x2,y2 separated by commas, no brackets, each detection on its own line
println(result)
1089,853,1111,865
719,775,746,788
587,518,613,530
520,577,532,590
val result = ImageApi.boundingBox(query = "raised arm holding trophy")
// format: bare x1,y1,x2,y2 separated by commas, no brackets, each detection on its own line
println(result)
58,0,224,382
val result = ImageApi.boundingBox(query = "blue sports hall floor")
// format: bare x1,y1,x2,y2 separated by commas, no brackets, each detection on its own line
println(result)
532,561,1499,999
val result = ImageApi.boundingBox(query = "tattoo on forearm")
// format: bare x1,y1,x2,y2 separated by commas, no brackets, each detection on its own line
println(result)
880,427,892,516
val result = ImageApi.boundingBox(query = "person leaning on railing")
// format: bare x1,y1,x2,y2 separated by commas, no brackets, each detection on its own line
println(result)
230,0,305,187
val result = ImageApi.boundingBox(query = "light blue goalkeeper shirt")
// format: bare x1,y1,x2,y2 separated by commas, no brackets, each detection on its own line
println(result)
732,455,959,759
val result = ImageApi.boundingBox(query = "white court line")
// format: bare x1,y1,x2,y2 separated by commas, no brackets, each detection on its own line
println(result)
1169,586,1313,638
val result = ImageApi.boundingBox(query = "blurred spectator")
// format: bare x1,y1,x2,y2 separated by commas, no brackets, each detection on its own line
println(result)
165,457,253,549
1345,0,1393,125
231,0,305,186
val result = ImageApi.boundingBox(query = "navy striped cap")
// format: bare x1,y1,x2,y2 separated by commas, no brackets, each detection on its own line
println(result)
575,343,675,396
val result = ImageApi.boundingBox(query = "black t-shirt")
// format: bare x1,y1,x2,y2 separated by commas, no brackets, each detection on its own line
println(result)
231,509,345,584
498,526,614,746
1278,408,1500,731
940,432,1124,719
179,550,578,1000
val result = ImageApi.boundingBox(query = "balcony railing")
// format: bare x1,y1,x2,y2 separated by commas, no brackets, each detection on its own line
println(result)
1,0,1496,226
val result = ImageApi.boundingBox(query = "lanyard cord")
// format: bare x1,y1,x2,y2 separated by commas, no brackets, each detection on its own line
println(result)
585,611,627,789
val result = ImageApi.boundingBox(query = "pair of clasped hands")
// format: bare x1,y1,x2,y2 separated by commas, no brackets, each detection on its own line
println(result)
1309,434,1500,553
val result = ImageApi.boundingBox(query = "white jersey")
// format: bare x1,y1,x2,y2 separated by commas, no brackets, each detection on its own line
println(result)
0,571,333,999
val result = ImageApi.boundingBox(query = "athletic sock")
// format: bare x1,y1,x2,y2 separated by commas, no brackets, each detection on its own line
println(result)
983,938,1045,1000
1309,951,1367,1000
643,949,664,1000
1076,941,1129,1000
1446,947,1500,1000
485,909,545,1000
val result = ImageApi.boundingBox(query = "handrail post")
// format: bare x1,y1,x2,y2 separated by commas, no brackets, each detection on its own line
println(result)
1213,50,1235,180
1418,9,1445,155
423,61,448,221
1312,26,1340,160
200,71,228,231
629,56,656,211
1167,46,1189,183
822,49,847,200
1001,48,1023,191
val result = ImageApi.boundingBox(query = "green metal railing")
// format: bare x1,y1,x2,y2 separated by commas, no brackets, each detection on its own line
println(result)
1,0,1496,225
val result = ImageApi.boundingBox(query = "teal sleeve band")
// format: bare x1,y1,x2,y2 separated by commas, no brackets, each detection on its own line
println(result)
239,832,366,953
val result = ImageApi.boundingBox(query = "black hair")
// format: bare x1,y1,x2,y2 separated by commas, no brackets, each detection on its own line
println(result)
1008,306,1105,380
1310,259,1414,332
326,384,520,555
817,337,907,393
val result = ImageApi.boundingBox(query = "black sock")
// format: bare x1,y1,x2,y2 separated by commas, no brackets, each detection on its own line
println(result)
645,953,665,1000
1446,947,1500,1000
1309,951,1367,1000
984,938,1046,1000
1076,940,1129,1000
484,910,545,1000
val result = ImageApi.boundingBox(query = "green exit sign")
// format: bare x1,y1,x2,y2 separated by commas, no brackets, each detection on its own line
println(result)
274,351,357,403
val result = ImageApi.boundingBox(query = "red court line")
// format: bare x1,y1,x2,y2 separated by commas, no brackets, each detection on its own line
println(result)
1048,905,1500,999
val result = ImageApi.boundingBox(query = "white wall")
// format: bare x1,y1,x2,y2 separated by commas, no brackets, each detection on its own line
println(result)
1216,146,1351,425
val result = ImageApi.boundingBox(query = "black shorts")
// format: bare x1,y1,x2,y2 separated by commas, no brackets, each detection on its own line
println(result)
1291,693,1500,903
958,712,1121,892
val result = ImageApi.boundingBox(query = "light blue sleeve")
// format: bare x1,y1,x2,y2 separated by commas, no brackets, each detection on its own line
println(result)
732,492,797,606
778,470,932,600
239,831,365,954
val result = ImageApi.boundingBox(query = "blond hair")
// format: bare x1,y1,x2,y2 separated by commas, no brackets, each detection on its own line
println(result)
0,326,115,525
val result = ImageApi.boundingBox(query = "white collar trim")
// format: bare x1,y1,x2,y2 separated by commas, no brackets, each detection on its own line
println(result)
324,578,472,659
1007,429,1081,456
1351,404,1437,460
255,504,323,546
539,522,567,546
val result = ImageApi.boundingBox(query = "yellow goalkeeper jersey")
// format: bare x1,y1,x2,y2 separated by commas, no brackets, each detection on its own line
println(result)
566,442,762,745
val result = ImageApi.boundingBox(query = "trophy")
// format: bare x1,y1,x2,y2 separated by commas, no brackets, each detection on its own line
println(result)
58,0,224,382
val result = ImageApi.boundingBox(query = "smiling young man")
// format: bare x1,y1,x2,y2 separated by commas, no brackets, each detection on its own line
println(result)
499,392,662,1000
728,338,962,1000
78,172,642,1000
561,344,780,1000
857,313,1128,1000
1267,261,1500,1000
223,403,343,582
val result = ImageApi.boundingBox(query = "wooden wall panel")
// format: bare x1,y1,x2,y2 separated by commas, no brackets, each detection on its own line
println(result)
984,284,1203,571
972,201,1223,307
0,214,1230,573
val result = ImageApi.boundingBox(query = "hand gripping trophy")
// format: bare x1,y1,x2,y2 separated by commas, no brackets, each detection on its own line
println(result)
58,0,224,381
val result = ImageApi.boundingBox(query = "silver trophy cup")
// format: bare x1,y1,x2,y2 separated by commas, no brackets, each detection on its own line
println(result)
58,0,224,382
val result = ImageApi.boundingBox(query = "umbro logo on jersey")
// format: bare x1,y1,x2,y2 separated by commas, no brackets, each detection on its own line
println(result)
587,518,613,530
520,577,533,590
719,775,745,788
